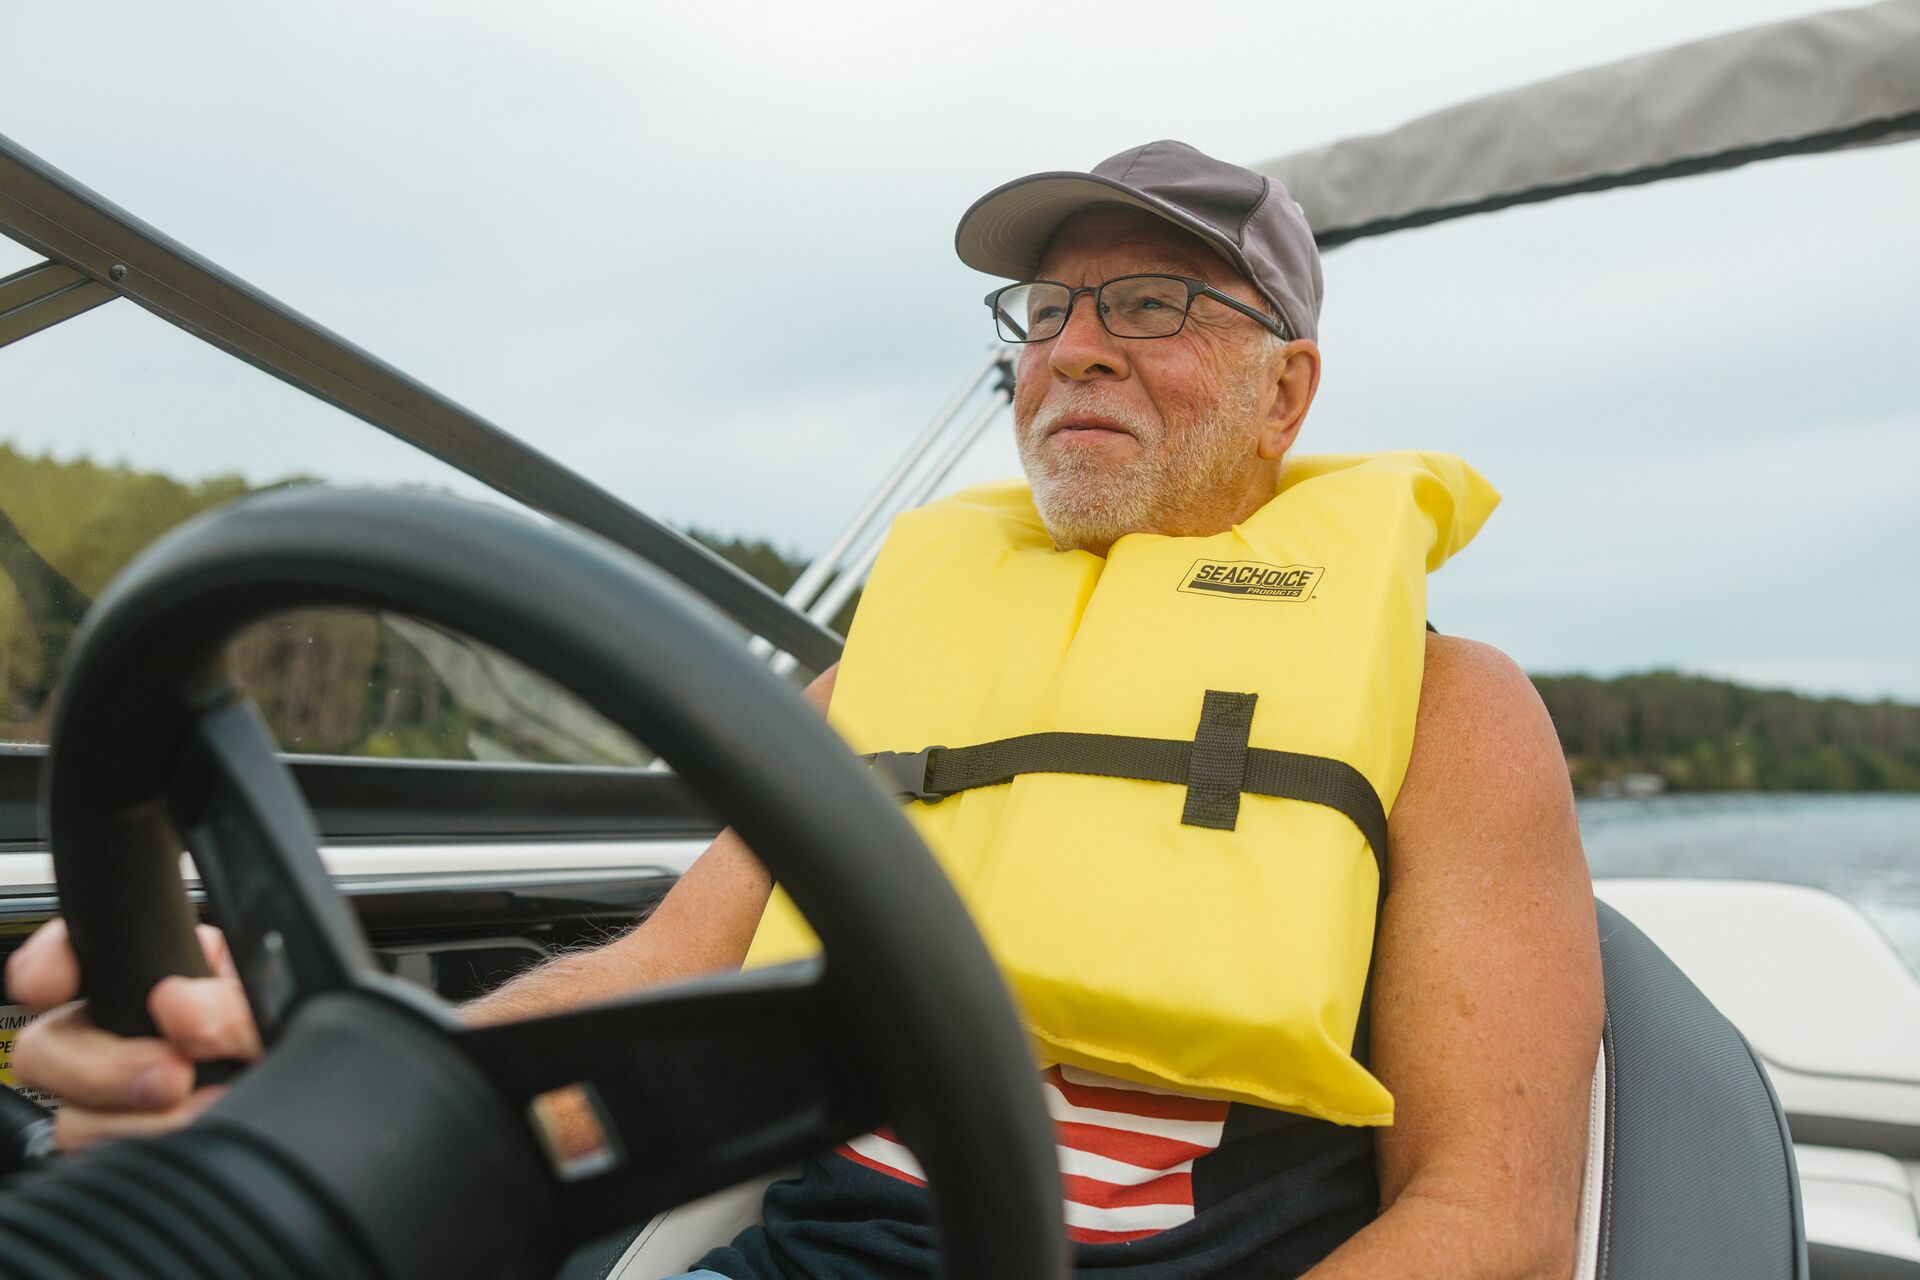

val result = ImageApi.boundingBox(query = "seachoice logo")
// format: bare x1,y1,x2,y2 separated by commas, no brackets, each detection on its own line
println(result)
1179,559,1323,601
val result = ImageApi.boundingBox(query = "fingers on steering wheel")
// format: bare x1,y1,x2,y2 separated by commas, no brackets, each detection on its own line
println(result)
11,1003,194,1111
3,919,234,1012
51,1085,227,1152
195,923,239,980
4,918,81,1011
150,974,262,1062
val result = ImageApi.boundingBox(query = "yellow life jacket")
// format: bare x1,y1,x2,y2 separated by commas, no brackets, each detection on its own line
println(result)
747,451,1499,1124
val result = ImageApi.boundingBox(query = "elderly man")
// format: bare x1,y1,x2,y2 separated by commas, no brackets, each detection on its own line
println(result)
10,142,1603,1280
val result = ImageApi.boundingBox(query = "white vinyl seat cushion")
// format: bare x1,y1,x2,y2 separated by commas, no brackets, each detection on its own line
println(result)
603,1170,791,1280
1573,1043,1608,1280
1794,1144,1920,1267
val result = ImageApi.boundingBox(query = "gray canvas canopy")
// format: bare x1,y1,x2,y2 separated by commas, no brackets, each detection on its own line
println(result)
1256,0,1920,247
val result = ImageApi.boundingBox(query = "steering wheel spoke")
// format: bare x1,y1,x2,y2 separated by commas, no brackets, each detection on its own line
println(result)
456,956,877,1243
168,697,378,1041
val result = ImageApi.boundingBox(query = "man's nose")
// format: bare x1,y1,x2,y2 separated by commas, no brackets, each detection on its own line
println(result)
1047,293,1129,382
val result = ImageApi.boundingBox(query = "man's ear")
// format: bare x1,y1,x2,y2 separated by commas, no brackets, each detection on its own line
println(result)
1257,340,1320,461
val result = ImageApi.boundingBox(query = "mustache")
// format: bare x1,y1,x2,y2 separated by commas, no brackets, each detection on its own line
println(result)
1024,395,1158,441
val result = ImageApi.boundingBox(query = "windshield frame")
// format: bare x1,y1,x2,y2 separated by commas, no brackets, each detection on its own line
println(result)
0,131,843,676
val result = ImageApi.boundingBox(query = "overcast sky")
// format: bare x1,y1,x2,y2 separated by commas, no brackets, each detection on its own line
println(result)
3,0,1916,700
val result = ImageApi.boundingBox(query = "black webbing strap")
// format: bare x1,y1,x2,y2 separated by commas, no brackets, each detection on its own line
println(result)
1183,690,1258,830
863,690,1389,868
866,689,1394,1066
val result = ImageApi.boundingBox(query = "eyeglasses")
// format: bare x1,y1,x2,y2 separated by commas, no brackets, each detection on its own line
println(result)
985,274,1290,344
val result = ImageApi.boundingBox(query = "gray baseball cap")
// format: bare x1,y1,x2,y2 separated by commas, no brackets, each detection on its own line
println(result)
955,139,1322,343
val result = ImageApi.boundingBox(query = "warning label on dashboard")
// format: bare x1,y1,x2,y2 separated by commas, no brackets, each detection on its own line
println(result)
0,1005,60,1109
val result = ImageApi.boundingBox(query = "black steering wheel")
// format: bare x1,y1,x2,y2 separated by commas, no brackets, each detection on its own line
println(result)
24,486,1064,1280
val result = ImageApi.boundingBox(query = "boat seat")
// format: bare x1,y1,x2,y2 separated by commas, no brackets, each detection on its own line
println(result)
1580,900,1808,1278
560,900,1811,1279
1795,1145,1920,1279
555,1175,780,1280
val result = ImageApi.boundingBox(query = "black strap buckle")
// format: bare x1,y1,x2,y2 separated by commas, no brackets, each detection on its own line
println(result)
865,748,945,804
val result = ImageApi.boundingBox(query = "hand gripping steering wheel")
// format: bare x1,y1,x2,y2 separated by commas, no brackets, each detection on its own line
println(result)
22,487,1064,1280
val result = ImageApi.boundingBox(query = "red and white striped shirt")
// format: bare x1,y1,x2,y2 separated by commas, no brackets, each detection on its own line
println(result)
835,1063,1230,1244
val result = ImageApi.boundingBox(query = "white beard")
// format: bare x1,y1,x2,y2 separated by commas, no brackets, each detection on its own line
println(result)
1015,373,1268,554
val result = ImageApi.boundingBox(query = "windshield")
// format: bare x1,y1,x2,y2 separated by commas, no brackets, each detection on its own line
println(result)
0,286,645,766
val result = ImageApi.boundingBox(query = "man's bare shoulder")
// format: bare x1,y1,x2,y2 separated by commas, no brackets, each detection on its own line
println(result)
1419,630,1541,724
1395,632,1578,855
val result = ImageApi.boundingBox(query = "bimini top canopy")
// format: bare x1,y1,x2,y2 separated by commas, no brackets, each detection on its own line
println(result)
1257,0,1920,247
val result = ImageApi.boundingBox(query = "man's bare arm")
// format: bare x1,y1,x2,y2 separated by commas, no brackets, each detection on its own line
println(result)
458,823,777,1026
453,663,837,1026
1306,635,1603,1280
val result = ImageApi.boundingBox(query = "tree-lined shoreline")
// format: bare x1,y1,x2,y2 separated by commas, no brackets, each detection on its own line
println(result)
3,447,1914,791
1532,672,1920,795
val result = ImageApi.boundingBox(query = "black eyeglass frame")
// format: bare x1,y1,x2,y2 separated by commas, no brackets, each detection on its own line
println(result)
985,274,1292,344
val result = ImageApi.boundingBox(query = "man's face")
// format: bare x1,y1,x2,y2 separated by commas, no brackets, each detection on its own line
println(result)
1011,206,1284,554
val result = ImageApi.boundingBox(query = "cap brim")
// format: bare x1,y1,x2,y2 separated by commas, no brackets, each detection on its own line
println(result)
955,171,1247,283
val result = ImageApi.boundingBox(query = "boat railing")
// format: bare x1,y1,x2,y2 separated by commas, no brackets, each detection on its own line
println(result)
757,347,1015,676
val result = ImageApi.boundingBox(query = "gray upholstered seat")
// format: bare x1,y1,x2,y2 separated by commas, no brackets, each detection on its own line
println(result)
1577,900,1808,1279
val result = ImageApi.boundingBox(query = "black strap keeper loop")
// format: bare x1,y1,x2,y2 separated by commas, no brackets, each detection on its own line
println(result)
1181,691,1259,830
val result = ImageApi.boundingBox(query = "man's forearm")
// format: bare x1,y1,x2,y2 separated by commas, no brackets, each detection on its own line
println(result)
459,926,691,1028
457,669,830,1030
1304,1190,1573,1280
459,825,775,1028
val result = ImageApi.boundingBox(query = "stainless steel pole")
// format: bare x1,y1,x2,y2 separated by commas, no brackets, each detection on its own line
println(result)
783,346,1004,614
770,373,1012,676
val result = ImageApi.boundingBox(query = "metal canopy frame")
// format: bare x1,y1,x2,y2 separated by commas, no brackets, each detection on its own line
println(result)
0,133,843,674
0,260,115,349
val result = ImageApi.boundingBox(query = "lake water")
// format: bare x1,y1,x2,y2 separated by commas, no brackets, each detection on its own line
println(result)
1578,793,1920,975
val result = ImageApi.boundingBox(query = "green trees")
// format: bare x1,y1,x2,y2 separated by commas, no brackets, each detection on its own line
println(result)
686,529,859,636
1534,671,1920,793
0,445,253,738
